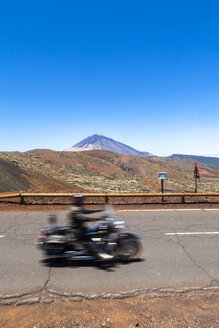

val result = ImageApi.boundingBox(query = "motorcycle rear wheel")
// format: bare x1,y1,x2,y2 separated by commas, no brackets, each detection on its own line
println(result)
116,236,142,262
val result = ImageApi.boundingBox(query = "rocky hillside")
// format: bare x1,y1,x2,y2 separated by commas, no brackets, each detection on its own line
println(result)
1,149,219,193
0,152,87,193
0,156,32,192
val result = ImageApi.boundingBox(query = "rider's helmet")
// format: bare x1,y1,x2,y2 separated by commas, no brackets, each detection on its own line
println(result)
72,194,85,206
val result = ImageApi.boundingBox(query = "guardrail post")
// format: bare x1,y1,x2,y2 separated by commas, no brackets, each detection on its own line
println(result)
19,192,24,204
105,196,109,204
181,195,185,204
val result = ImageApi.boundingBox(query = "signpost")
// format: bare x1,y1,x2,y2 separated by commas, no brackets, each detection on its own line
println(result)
157,172,167,202
194,162,200,193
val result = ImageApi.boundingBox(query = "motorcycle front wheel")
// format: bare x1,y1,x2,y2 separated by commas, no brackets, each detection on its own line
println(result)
116,236,142,262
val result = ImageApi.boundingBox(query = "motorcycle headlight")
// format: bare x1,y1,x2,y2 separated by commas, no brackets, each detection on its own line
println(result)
113,220,124,230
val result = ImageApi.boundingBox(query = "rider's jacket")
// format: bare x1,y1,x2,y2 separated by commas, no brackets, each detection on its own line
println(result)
68,206,103,240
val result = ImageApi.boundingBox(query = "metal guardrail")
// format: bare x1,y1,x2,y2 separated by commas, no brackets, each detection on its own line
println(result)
0,192,219,204
0,192,20,199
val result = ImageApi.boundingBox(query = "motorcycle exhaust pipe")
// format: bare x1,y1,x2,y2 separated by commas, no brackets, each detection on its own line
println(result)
44,254,69,259
70,255,95,260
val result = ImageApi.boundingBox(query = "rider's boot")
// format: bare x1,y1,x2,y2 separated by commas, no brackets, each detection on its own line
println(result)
97,252,114,260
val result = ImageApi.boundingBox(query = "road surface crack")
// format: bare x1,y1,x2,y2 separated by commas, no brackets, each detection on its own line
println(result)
1,223,17,234
168,235,219,287
42,266,52,291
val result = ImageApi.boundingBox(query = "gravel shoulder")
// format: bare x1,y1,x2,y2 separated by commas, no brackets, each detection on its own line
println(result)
0,201,219,212
1,291,219,328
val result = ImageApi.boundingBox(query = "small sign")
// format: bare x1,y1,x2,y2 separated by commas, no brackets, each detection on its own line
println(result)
157,172,167,180
194,162,200,178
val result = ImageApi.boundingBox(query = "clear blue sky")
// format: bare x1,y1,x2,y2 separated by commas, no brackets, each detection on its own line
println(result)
1,0,219,156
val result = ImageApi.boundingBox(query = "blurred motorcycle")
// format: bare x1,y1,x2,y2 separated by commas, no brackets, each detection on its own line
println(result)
36,205,142,262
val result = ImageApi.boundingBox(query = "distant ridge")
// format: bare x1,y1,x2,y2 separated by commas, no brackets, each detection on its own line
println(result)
169,154,219,169
65,133,152,157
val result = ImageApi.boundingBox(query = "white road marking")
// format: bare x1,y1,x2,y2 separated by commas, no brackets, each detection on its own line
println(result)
174,209,204,211
118,209,203,212
165,232,219,236
118,208,219,212
118,209,176,212
0,235,4,238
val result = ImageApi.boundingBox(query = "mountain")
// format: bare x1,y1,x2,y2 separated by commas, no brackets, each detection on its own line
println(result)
65,134,152,157
169,154,219,169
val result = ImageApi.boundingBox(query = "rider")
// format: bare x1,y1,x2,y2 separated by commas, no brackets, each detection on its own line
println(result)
68,194,112,260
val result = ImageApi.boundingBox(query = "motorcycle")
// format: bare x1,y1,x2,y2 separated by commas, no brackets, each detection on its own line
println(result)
36,205,142,262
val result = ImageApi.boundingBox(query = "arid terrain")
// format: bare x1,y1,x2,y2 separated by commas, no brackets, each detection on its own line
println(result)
0,152,88,193
0,149,219,193
1,291,219,328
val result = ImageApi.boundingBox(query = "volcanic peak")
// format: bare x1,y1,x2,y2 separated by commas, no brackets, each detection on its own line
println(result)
65,134,152,157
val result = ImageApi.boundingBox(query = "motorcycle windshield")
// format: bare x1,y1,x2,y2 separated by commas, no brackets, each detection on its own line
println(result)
104,204,116,220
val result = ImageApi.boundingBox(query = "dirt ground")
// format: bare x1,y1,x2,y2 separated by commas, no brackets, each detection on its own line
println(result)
1,292,219,328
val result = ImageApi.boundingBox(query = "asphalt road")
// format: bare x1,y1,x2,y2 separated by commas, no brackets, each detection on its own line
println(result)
1,209,219,298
